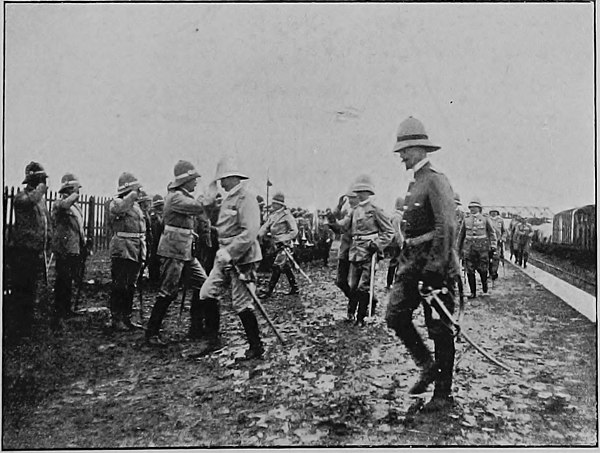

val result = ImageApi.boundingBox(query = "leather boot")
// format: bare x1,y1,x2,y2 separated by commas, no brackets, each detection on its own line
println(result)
346,296,358,322
283,267,299,295
393,320,436,395
422,338,455,413
188,290,205,340
259,267,281,298
239,308,264,360
196,298,223,355
123,287,143,330
523,252,528,268
355,292,369,327
145,296,171,343
480,272,488,294
467,273,477,298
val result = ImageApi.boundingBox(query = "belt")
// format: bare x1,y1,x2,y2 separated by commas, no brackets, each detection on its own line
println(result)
164,225,193,235
352,233,378,241
466,235,488,240
116,232,145,239
404,230,435,246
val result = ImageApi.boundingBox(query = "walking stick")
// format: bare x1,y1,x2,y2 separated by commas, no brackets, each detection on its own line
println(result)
231,265,286,346
283,248,312,283
367,252,377,318
178,284,187,323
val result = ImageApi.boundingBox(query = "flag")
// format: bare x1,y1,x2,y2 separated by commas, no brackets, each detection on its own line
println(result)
267,179,273,187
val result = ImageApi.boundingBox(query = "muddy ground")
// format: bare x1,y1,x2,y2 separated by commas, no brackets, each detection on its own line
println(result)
2,246,597,448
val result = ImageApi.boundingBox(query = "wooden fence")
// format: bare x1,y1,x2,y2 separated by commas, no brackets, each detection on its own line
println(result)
3,186,112,252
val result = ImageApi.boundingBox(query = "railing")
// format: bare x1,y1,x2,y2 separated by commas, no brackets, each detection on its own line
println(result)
3,186,112,251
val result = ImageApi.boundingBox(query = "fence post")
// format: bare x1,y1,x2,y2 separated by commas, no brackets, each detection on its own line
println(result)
88,196,95,249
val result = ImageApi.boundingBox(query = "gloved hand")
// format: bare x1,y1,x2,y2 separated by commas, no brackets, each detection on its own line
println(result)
422,270,444,290
216,248,232,264
368,242,379,254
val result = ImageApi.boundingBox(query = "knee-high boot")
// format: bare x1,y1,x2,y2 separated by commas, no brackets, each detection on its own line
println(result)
467,273,477,298
422,337,456,412
196,298,223,355
145,295,171,341
393,320,436,395
283,267,299,295
347,294,358,321
260,267,281,298
523,252,529,268
239,308,264,359
188,289,205,340
480,270,488,294
355,291,370,326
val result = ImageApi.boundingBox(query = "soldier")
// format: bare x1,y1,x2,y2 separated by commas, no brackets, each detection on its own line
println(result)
385,117,459,413
514,216,534,267
453,193,466,304
507,214,520,262
148,195,164,284
327,188,358,320
51,173,88,329
340,175,394,327
145,161,210,346
257,192,299,297
108,172,147,331
197,157,265,359
256,195,266,225
8,161,51,338
488,208,506,280
386,196,405,289
315,212,335,266
457,197,497,298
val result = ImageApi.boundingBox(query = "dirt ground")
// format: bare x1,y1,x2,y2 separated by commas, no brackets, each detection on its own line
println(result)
2,247,597,448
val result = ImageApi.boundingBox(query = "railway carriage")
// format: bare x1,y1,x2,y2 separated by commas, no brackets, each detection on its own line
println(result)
552,204,596,252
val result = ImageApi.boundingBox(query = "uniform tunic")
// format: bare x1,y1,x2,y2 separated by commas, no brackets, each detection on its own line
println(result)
515,221,534,253
156,188,209,299
258,208,298,267
386,161,458,338
200,182,262,313
457,213,497,275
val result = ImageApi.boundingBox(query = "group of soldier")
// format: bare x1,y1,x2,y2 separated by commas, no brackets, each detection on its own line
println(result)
6,115,537,414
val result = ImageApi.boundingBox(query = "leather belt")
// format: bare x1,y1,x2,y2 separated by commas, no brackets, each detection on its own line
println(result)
164,225,193,235
404,230,435,246
352,233,378,241
116,232,145,239
466,235,488,240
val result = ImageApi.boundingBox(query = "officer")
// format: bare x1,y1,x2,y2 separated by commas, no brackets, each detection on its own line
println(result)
488,208,506,280
51,173,88,329
197,157,264,359
327,187,359,321
108,172,147,331
457,197,497,298
340,175,393,327
148,195,164,284
257,192,299,297
8,161,51,338
386,196,405,289
514,216,534,267
453,193,466,304
508,214,520,262
145,160,210,346
385,117,459,413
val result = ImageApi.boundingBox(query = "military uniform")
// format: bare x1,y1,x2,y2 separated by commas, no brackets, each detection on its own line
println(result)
108,172,147,331
386,117,459,412
315,217,335,266
199,157,264,359
340,175,393,326
507,216,520,261
146,161,210,344
8,162,51,338
386,197,405,288
488,210,506,280
51,173,87,326
457,199,497,298
148,195,164,284
514,219,533,267
258,192,299,297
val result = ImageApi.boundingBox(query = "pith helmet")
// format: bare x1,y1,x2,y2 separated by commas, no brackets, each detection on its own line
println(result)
22,161,47,184
59,173,82,193
489,208,500,215
169,160,200,189
394,196,405,211
138,190,151,203
215,156,248,180
351,174,375,195
345,185,357,197
468,197,482,209
272,192,285,206
152,194,164,208
117,172,142,196
454,192,461,206
392,117,440,153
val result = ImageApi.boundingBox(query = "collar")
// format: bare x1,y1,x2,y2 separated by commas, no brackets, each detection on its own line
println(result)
358,198,371,207
412,157,430,175
224,181,243,200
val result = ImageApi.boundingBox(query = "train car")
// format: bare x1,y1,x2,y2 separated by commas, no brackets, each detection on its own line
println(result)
552,204,596,252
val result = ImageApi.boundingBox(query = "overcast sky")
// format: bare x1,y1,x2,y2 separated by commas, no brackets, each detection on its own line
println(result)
3,3,595,214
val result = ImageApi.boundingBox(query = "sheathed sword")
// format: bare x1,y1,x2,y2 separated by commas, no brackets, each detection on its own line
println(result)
282,248,312,283
231,265,286,345
367,252,377,318
418,282,512,371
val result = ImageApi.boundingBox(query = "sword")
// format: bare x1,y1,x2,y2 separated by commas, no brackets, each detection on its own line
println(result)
230,265,286,345
367,252,377,318
418,282,512,371
283,248,312,283
178,284,187,323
